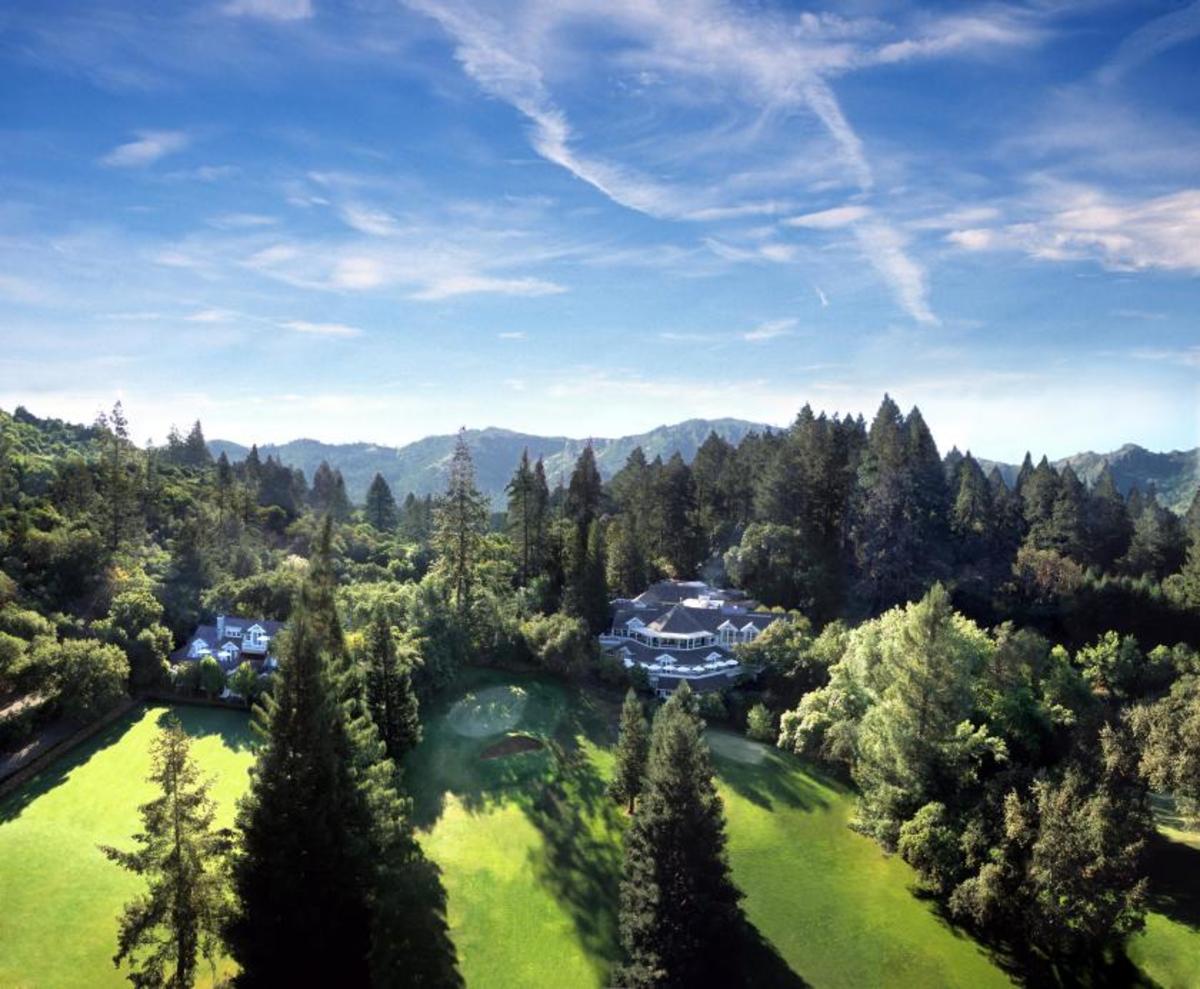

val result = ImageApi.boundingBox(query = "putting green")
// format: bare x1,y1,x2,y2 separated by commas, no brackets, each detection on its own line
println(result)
446,685,530,738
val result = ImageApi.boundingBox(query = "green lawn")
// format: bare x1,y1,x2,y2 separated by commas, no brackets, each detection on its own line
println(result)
0,704,255,989
2,675,1198,987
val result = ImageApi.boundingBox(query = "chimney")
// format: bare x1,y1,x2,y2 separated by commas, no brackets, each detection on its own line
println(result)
217,615,226,639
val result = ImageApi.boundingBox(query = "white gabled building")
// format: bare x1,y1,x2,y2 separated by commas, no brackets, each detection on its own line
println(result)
600,580,785,697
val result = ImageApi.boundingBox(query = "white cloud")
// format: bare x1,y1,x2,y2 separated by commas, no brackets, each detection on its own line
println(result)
405,0,944,323
946,188,1200,273
1099,1,1200,85
946,228,996,251
209,212,277,229
100,130,190,168
280,320,362,338
185,308,238,323
1128,346,1200,369
498,331,527,339
868,14,1044,66
339,204,400,237
410,274,566,301
222,0,314,21
813,284,829,307
331,256,388,289
853,221,938,325
743,318,797,342
786,204,870,229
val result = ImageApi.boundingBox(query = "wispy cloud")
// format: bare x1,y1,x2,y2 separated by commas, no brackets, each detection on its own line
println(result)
100,130,190,167
947,187,1200,274
743,318,797,342
410,274,566,301
339,203,401,237
786,205,870,229
498,331,527,340
222,0,314,21
280,319,363,338
1098,1,1200,85
1127,346,1200,369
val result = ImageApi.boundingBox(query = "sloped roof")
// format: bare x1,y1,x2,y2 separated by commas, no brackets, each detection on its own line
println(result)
170,616,286,664
647,604,711,635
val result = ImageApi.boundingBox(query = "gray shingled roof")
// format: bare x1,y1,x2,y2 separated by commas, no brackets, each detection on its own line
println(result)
647,604,711,635
170,616,286,667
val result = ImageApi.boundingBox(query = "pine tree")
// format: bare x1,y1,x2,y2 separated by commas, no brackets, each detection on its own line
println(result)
606,515,649,598
100,717,228,989
652,453,703,578
227,524,376,985
365,473,398,530
610,689,650,813
229,521,459,987
95,400,136,554
850,398,947,610
506,450,537,585
951,453,993,554
565,518,609,634
215,452,233,524
617,683,743,987
432,431,490,614
364,611,422,764
565,443,604,539
183,421,212,469
531,457,550,573
1021,457,1060,548
1086,466,1131,570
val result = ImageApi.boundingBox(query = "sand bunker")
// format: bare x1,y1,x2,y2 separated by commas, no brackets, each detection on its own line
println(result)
707,730,768,765
480,734,545,760
447,686,529,738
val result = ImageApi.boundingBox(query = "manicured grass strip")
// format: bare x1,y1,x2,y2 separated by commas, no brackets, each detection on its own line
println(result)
710,731,1012,988
0,704,254,989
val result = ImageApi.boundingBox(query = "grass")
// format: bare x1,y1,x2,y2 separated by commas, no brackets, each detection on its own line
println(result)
0,704,255,989
409,671,1005,987
2,673,1198,987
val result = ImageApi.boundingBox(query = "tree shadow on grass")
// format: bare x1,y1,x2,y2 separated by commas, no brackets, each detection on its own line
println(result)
0,705,142,826
524,737,625,969
732,916,812,988
712,742,846,814
150,703,256,753
1144,829,1200,930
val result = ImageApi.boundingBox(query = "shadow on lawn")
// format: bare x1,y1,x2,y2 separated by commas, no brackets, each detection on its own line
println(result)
0,703,256,827
0,706,141,825
150,704,256,753
1144,829,1200,930
713,743,846,815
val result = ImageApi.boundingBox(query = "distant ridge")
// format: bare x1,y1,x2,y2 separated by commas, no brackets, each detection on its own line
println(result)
211,423,1200,513
209,418,772,506
977,443,1199,514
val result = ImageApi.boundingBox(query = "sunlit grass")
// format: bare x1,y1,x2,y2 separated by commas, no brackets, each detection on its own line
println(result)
0,704,255,989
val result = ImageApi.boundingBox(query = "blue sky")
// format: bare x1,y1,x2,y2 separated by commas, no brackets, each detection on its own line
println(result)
1,0,1197,461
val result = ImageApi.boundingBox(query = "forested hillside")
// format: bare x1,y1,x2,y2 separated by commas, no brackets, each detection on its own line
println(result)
210,419,772,504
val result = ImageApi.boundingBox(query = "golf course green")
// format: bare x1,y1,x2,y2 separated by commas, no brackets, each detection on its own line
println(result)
1,673,1198,986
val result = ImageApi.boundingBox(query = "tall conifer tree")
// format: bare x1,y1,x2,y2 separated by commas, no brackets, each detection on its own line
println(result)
618,683,742,987
101,717,228,989
610,689,650,813
433,431,490,614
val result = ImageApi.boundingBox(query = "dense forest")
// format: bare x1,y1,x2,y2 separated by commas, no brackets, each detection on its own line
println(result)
1,395,1199,984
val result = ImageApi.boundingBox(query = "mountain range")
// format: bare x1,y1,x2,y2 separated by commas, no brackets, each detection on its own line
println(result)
209,418,768,508
210,420,1200,514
